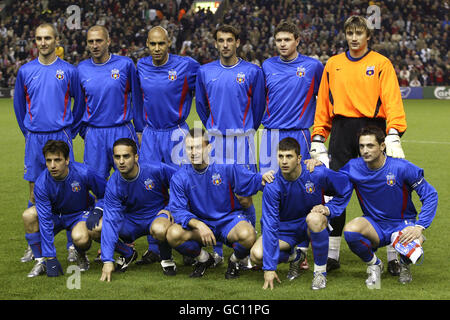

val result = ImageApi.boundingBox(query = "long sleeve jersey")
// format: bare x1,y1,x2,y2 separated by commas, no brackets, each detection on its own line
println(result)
261,164,352,270
34,162,106,257
101,162,176,262
312,50,407,140
340,157,438,229
77,54,142,130
262,54,323,130
169,163,263,228
195,59,265,134
13,57,83,139
136,54,199,130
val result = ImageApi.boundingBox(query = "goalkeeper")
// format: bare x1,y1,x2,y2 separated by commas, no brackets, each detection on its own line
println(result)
310,15,407,275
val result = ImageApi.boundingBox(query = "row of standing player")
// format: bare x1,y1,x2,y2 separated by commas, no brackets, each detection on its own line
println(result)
14,16,434,287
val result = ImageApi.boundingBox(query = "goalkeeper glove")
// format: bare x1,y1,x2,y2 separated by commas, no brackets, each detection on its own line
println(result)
310,136,329,168
46,258,64,277
86,207,103,230
385,134,405,158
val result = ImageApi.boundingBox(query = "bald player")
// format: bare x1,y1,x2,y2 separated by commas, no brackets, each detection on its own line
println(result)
135,26,200,264
77,25,142,180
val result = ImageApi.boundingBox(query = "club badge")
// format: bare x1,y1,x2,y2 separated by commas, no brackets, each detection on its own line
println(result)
305,181,315,194
212,173,222,186
55,69,65,80
111,68,120,80
236,72,245,84
145,178,155,190
296,66,306,78
71,181,81,192
366,66,375,76
386,173,396,186
168,70,177,81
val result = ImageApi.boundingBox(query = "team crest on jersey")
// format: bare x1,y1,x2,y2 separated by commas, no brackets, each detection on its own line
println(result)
144,178,155,190
386,173,396,186
168,70,177,81
305,181,315,194
71,181,81,192
111,68,120,80
236,72,246,84
366,66,375,76
55,69,65,80
212,173,222,186
296,66,306,78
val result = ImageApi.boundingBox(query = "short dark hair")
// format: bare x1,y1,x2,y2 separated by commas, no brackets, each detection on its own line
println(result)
186,127,209,145
357,125,386,145
42,140,70,159
274,21,300,39
277,137,301,156
113,138,138,155
214,24,240,41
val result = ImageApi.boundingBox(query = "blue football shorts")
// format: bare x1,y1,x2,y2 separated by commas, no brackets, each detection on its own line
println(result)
363,216,416,248
24,129,74,182
84,122,138,179
139,122,188,168
259,128,311,174
52,210,89,235
118,212,170,243
261,217,312,249
200,211,250,246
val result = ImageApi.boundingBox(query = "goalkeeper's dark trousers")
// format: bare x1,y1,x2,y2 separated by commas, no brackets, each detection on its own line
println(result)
327,116,386,237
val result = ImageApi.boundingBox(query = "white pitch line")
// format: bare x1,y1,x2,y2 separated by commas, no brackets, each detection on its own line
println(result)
403,140,450,145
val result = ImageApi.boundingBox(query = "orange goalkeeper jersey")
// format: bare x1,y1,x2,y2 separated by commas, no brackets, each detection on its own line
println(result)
312,50,406,140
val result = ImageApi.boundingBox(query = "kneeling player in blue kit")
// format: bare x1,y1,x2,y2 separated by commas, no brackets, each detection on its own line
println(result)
99,138,176,282
23,140,106,277
250,137,352,290
166,128,274,279
341,126,438,288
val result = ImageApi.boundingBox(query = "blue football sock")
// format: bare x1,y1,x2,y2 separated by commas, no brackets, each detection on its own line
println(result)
25,232,42,259
114,240,134,258
147,235,160,255
344,231,375,263
66,230,73,249
310,228,329,267
232,242,249,260
213,242,223,256
175,240,201,258
277,250,290,264
27,200,34,208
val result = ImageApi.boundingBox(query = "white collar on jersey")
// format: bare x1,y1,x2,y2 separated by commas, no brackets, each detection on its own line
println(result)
38,56,58,66
91,53,112,66
219,58,242,69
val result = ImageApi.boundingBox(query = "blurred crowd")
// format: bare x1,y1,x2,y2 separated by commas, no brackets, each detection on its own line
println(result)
0,0,448,88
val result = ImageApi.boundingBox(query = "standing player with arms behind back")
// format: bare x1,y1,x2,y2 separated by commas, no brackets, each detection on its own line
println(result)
310,16,407,274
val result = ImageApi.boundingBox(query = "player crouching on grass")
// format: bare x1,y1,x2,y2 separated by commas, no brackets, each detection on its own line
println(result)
23,140,106,277
340,126,438,288
166,128,275,279
99,138,177,282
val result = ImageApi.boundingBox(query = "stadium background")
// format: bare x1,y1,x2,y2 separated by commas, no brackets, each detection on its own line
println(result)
0,0,449,301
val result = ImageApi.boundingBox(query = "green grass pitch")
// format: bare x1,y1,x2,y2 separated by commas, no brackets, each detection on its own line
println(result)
0,98,449,300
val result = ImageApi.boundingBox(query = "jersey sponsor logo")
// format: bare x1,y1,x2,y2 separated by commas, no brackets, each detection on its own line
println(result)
366,66,375,76
296,66,306,78
212,173,222,186
144,178,155,190
386,173,396,186
55,69,65,80
168,70,177,81
305,181,315,194
71,181,81,192
111,68,120,80
236,72,246,84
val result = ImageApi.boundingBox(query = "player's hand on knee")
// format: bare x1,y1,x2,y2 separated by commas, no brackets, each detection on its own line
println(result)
385,134,405,158
195,222,216,246
263,271,280,290
46,258,64,277
86,207,103,230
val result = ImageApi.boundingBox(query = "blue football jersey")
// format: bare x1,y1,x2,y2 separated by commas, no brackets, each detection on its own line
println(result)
169,163,264,229
340,157,438,228
13,57,84,139
77,54,142,130
262,54,324,130
136,54,199,129
195,59,265,134
261,163,352,270
101,162,176,262
34,161,106,257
